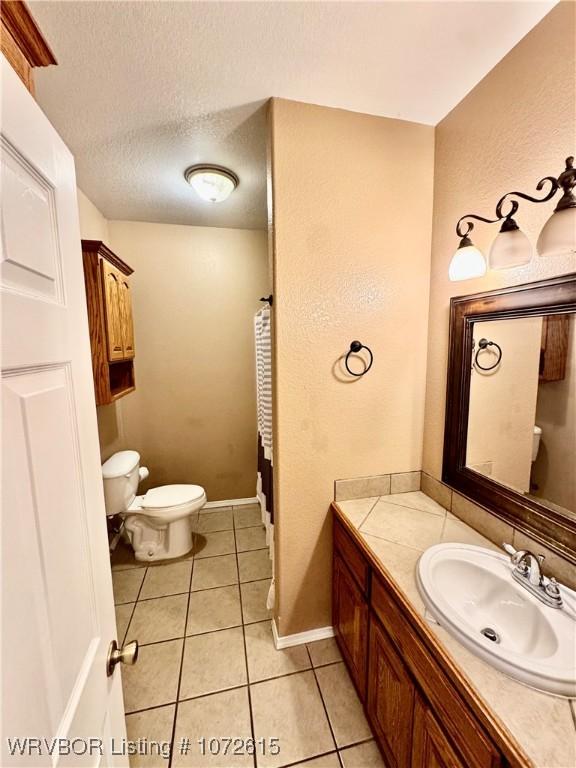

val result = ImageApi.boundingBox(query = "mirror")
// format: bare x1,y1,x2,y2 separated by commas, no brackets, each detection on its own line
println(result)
443,273,576,563
467,313,575,520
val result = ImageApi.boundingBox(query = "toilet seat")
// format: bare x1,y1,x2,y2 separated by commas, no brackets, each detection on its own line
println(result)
142,484,206,511
124,484,207,561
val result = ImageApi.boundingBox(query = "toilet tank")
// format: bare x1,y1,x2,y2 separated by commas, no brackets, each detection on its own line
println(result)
102,450,141,516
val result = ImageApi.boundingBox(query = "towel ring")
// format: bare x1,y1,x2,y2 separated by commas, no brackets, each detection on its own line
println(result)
474,338,502,371
345,340,374,377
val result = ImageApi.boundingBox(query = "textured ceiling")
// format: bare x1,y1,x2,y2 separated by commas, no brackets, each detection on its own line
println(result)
31,1,555,230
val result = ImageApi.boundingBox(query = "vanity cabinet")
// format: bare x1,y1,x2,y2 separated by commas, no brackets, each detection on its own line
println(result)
412,696,467,768
367,616,414,768
332,507,526,768
81,240,136,404
333,553,368,698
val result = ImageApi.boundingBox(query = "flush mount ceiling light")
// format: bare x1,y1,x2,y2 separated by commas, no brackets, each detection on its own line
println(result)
184,164,239,203
449,156,576,281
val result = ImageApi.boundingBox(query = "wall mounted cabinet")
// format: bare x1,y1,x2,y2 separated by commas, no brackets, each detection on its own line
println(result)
332,507,529,768
81,240,136,405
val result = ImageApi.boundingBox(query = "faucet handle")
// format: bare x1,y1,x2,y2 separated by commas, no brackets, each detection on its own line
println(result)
502,543,529,572
503,543,523,564
545,577,562,600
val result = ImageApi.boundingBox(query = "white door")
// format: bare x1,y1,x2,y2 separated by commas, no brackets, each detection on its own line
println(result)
1,55,129,766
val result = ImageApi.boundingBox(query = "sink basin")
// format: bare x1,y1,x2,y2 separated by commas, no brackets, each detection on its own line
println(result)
417,543,576,697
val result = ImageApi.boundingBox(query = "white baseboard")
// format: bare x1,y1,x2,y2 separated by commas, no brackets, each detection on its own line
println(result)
272,619,335,650
203,496,259,510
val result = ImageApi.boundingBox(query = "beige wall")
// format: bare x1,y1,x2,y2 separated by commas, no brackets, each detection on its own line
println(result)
77,188,109,242
467,317,542,493
107,220,269,500
77,189,127,459
423,1,576,499
269,99,435,635
76,190,270,500
533,315,576,513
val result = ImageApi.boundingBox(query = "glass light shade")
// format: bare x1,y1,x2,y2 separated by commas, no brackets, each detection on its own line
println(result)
489,227,533,269
537,207,576,258
448,241,487,281
185,167,237,203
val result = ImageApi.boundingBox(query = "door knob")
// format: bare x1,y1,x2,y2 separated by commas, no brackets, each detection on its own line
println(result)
106,639,139,677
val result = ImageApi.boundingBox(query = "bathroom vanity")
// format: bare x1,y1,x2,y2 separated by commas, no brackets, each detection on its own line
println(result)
332,502,575,768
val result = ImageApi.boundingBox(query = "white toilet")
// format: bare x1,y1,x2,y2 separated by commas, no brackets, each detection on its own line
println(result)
532,425,543,462
102,450,207,562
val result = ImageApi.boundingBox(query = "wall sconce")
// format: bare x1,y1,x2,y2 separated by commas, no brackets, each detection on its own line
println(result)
449,156,576,281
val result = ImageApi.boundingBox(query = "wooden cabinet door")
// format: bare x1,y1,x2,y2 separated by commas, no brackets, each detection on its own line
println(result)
101,260,124,361
367,616,415,768
119,276,135,359
333,554,368,698
412,696,467,768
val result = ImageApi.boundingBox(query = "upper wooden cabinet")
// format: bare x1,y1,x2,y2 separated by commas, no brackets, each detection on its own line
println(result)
0,1,57,96
539,314,569,382
119,276,135,358
81,240,136,405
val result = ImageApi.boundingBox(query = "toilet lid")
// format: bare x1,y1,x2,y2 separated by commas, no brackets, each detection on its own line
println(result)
142,484,205,509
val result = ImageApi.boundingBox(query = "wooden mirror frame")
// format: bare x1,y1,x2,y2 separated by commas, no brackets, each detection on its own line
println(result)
443,272,576,564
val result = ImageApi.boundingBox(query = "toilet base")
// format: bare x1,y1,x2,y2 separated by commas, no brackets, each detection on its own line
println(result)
124,514,196,562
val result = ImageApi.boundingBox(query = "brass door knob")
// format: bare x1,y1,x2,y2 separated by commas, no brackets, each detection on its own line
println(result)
106,639,139,677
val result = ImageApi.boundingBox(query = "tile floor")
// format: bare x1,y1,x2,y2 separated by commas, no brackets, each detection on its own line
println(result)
112,504,383,768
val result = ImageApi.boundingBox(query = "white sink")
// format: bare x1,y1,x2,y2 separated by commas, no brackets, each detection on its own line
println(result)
417,543,576,697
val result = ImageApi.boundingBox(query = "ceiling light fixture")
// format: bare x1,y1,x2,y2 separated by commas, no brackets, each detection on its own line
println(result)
449,156,576,281
184,164,239,203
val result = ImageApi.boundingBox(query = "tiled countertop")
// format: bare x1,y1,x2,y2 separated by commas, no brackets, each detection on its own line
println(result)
335,491,576,768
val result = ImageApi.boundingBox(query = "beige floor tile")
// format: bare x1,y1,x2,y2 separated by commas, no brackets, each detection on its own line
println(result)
140,561,192,599
240,579,272,624
187,585,242,635
233,505,262,529
360,501,444,552
199,505,232,514
197,510,233,533
251,670,334,768
235,525,267,552
191,555,238,591
339,741,384,767
307,638,342,667
315,663,372,747
289,755,340,768
115,603,134,645
237,549,272,582
122,639,182,713
195,530,236,559
130,594,188,644
173,687,252,767
113,568,146,604
180,627,247,699
385,491,446,516
111,539,147,571
125,705,174,767
244,620,310,682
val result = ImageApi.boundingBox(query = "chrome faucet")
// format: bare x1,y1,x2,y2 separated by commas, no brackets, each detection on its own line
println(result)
503,543,563,608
